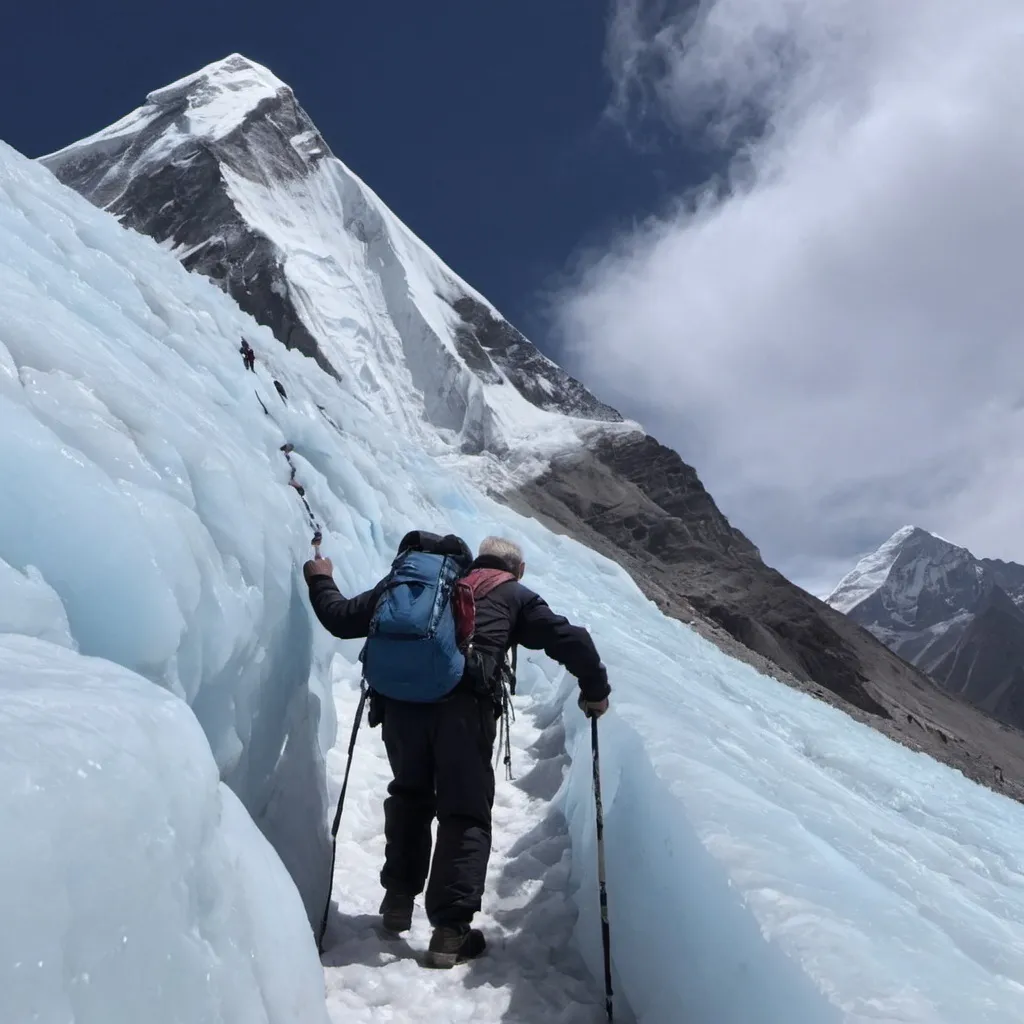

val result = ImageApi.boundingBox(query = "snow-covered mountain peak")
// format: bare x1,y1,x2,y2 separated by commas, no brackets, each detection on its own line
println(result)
46,55,293,172
146,54,290,140
41,55,628,492
827,525,940,613
828,525,1024,733
823,528,983,630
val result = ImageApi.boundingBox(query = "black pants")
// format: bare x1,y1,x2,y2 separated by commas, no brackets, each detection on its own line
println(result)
379,688,497,928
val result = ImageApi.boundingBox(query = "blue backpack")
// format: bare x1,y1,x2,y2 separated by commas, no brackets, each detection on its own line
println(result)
360,532,473,702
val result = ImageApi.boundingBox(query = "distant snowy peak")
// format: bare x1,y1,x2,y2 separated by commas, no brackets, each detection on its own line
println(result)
42,55,307,203
828,527,1024,731
827,525,923,614
826,526,974,617
144,54,290,140
41,53,625,472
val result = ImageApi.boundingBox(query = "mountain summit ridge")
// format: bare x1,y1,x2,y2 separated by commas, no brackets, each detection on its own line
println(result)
42,53,625,465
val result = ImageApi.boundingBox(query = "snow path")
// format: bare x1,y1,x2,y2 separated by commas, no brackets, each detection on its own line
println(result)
321,669,616,1024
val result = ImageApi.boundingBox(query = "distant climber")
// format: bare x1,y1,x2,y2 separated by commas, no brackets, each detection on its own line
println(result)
304,533,609,968
239,339,256,371
274,379,287,402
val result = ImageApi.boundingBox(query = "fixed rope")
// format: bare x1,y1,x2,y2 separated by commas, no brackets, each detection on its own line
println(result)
279,443,323,549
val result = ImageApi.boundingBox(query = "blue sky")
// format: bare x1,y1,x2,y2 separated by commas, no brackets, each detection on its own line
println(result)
0,0,709,353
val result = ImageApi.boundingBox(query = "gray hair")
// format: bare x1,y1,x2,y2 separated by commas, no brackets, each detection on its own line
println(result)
478,536,524,573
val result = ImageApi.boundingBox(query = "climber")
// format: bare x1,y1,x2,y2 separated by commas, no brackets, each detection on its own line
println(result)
303,533,610,968
239,339,256,371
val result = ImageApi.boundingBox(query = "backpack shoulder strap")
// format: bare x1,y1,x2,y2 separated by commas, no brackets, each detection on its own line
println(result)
465,568,517,601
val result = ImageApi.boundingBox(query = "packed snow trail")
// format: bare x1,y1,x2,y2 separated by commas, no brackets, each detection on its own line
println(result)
4,133,1024,1023
321,668,616,1023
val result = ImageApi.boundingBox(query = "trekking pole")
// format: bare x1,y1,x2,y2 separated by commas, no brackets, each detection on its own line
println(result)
591,716,614,1022
318,682,368,952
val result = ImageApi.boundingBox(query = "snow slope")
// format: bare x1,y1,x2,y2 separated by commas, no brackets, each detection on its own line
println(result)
5,128,1024,1022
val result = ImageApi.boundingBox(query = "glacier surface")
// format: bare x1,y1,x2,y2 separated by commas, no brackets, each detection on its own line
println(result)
3,115,1024,1024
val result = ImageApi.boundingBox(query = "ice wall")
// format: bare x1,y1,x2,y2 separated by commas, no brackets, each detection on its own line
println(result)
546,561,1024,1023
0,634,330,1024
0,139,333,926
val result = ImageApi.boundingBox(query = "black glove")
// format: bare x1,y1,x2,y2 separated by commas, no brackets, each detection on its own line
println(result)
578,694,609,719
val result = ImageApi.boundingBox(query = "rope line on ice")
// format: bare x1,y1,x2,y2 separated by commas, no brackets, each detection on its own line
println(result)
232,335,323,550
280,443,323,551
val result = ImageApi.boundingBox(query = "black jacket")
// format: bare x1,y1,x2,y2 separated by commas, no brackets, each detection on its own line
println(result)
306,554,610,701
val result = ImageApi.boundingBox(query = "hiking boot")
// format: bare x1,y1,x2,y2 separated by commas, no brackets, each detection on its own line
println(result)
379,892,414,934
424,925,486,969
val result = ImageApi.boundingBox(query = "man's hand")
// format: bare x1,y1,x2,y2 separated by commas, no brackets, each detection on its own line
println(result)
303,555,334,581
578,695,610,719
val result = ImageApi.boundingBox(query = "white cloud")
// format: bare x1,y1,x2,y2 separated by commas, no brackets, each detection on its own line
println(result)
559,0,1024,588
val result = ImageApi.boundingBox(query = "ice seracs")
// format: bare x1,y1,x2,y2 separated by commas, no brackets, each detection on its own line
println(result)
0,135,333,932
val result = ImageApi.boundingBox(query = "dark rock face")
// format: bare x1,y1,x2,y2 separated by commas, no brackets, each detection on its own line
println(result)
508,431,892,717
449,296,622,422
505,434,1024,797
981,558,1024,606
934,591,1024,724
